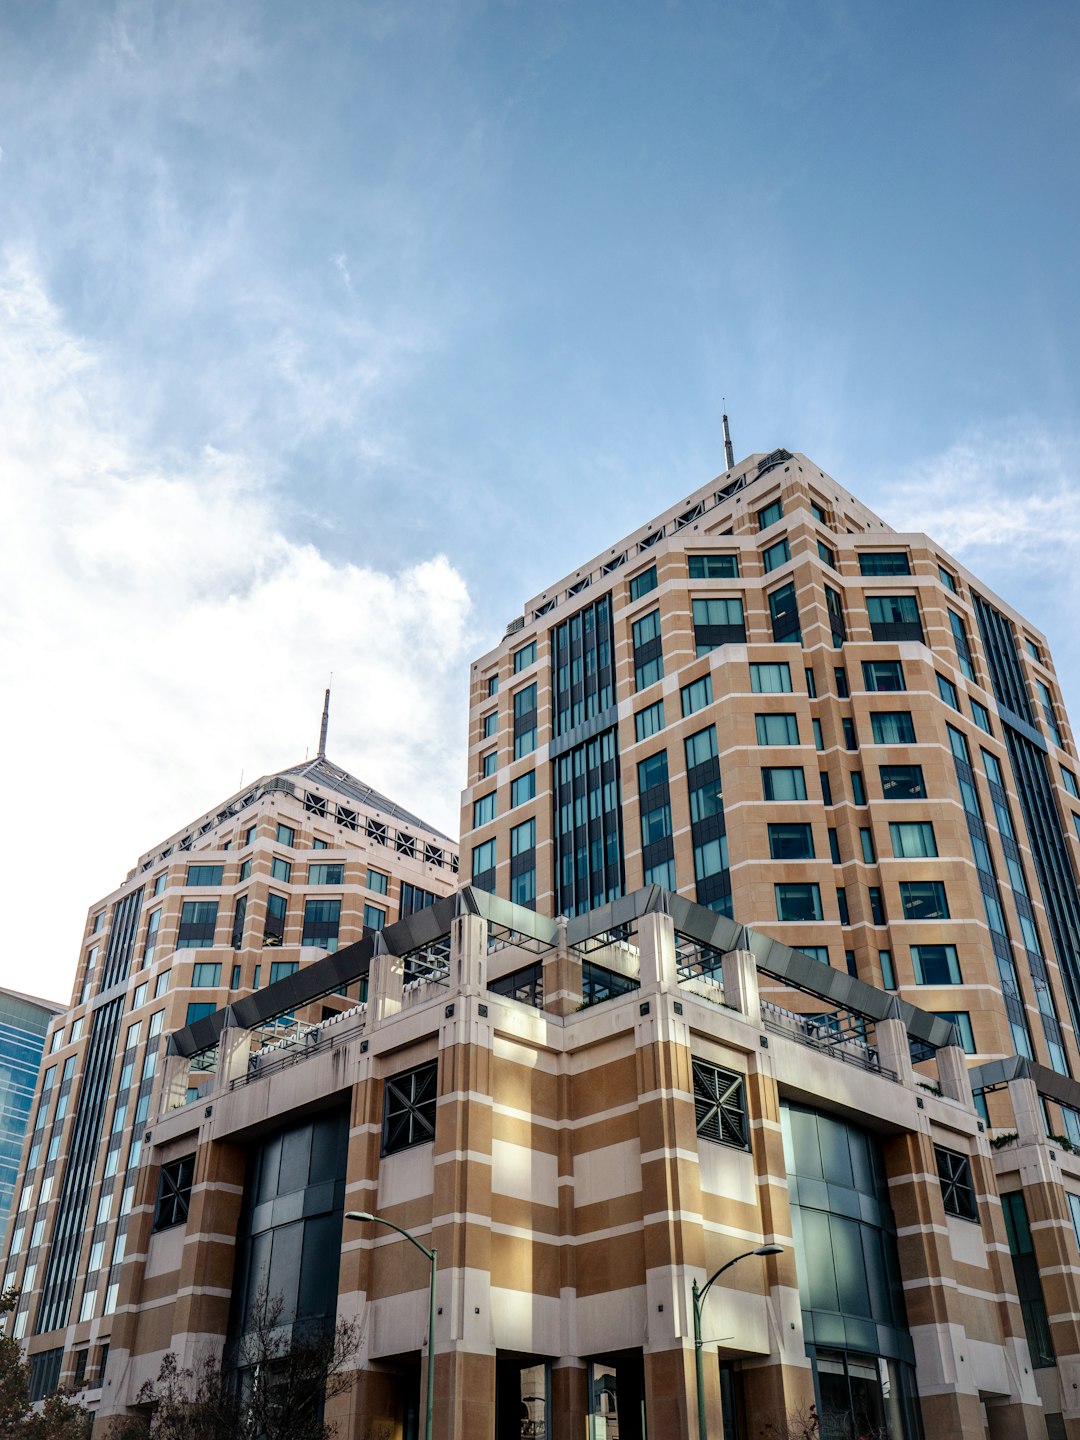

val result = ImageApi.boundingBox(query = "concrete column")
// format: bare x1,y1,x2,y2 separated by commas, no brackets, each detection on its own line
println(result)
638,910,678,989
1008,1078,1043,1142
452,912,487,995
551,1360,588,1438
937,1043,974,1107
721,948,759,1024
217,1019,252,1091
370,935,404,1027
543,916,581,1017
875,1016,914,1087
158,1049,189,1115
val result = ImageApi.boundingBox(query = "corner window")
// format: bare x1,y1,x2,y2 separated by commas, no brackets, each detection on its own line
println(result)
757,498,783,530
511,771,536,807
367,867,388,895
483,711,498,740
632,609,664,690
275,823,295,847
755,713,799,745
692,597,744,655
870,711,916,744
383,1061,438,1156
937,673,959,710
1063,768,1080,800
513,640,537,673
191,962,221,987
936,1146,978,1221
768,823,814,860
481,750,498,778
487,674,499,697
859,551,910,576
970,699,993,734
635,700,665,741
817,540,835,568
880,764,926,799
867,594,923,643
629,565,658,601
473,792,497,827
363,903,386,931
768,581,801,643
692,1059,748,1148
153,1155,195,1232
934,1011,975,1052
889,822,937,858
186,864,223,886
938,565,957,592
762,538,790,573
309,862,344,885
762,766,806,801
681,674,713,718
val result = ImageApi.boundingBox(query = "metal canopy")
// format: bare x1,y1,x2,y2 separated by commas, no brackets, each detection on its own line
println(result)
971,1054,1080,1111
168,884,955,1059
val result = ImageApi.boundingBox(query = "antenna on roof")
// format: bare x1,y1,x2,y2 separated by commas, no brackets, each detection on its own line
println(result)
317,679,332,759
722,402,735,471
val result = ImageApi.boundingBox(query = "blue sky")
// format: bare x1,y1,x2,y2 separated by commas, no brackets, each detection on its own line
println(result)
2,0,1078,998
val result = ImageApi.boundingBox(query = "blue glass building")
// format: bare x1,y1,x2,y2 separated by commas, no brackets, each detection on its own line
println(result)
0,988,65,1248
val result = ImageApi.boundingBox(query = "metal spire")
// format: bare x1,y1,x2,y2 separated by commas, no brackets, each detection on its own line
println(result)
317,683,331,759
722,404,735,471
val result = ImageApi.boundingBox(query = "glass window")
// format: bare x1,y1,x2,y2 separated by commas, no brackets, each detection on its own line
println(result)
901,881,949,920
870,711,916,744
834,667,849,698
275,823,295,847
775,883,823,922
805,667,817,696
681,674,713,717
629,565,657,601
860,828,875,863
692,1058,747,1148
862,660,905,693
383,1061,438,1155
879,950,896,989
685,726,718,769
363,903,386,931
473,792,497,827
1064,768,1080,800
143,909,161,964
762,767,807,801
820,771,833,805
768,823,814,860
859,551,910,575
177,899,218,949
263,892,287,946
365,868,388,896
829,828,841,863
688,554,738,579
842,718,857,750
937,673,960,709
948,610,975,680
692,597,745,655
308,862,344,885
756,713,799,745
632,610,664,690
851,771,866,805
867,594,923,641
513,640,537,672
154,971,170,997
511,771,536,807
934,1011,975,1052
750,662,792,693
970,699,993,734
939,565,957,592
757,498,783,530
302,899,341,951
817,540,835,568
813,719,824,750
186,864,223,886
472,838,497,878
271,856,292,883
936,1146,978,1221
890,822,937,858
836,886,850,924
768,581,801,643
487,674,499,696
511,818,536,856
635,700,665,741
185,1002,216,1025
239,857,252,882
880,764,926,799
481,750,497,778
912,944,961,984
191,962,221,987
762,538,790,573
482,711,497,739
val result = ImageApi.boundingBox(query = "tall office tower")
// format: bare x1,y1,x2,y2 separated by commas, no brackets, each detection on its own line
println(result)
462,447,1080,1105
1,754,457,1405
0,988,65,1247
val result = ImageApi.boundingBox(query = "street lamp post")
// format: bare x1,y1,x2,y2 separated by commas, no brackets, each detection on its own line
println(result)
346,1210,437,1440
692,1244,783,1440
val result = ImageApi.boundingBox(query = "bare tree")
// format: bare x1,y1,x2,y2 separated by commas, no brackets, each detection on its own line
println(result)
102,1292,362,1440
0,1287,92,1440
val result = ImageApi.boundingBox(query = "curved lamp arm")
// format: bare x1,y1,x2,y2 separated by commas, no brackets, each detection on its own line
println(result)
345,1210,435,1262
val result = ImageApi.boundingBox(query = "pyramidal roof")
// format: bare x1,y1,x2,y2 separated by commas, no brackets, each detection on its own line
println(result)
275,755,456,844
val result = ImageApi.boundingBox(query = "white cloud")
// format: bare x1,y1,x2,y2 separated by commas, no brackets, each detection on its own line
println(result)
0,253,475,1004
886,422,1080,719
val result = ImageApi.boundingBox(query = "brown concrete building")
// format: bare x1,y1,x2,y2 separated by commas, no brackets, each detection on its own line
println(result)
0,754,457,1408
11,447,1080,1440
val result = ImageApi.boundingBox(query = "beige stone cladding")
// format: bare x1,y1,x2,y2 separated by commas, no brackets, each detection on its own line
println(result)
93,890,1044,1439
1,755,457,1413
462,449,1080,1105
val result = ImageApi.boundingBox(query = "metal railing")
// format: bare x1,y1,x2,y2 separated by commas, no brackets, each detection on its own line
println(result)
229,1003,368,1089
760,1000,895,1080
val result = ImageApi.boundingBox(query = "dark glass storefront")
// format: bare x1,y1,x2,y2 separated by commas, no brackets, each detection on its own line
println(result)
781,1104,923,1440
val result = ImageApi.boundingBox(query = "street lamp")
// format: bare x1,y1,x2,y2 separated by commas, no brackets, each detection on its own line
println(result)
692,1244,784,1440
346,1210,437,1440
